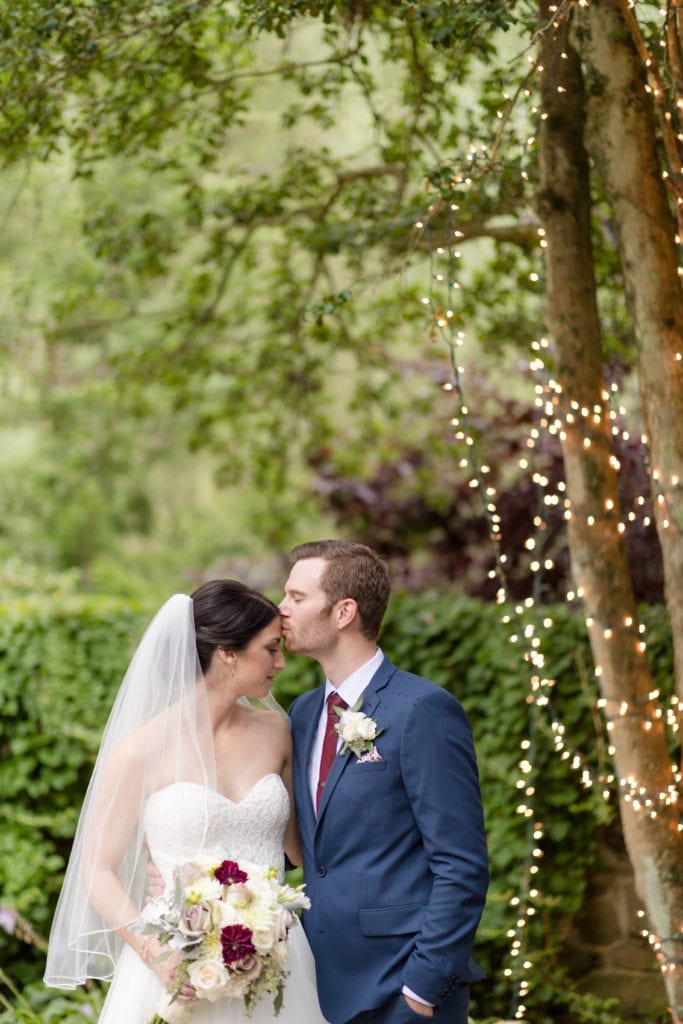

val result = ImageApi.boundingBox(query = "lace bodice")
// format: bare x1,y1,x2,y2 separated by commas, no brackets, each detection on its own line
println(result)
142,774,289,883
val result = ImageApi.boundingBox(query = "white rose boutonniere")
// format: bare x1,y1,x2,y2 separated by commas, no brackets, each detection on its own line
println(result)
333,699,384,761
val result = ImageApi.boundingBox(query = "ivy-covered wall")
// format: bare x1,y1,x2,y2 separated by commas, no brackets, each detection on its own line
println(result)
0,589,674,1022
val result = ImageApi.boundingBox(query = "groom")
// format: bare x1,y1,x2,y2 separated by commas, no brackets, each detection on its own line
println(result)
280,540,489,1024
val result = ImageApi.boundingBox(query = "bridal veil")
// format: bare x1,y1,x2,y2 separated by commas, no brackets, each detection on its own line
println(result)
44,593,217,988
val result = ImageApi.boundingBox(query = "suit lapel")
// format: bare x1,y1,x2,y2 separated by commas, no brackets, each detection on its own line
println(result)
315,656,396,826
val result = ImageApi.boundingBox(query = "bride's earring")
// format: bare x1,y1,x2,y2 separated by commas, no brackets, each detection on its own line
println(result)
219,647,237,678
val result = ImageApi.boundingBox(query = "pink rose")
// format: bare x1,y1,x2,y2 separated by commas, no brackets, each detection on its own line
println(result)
233,954,263,980
178,901,212,939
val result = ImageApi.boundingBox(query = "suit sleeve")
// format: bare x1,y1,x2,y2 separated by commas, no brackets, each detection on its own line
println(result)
399,686,489,1002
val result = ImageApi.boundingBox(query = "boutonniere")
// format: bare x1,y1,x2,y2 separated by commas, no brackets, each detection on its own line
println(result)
333,699,384,761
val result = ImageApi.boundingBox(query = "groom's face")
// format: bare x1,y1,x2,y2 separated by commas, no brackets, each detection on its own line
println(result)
279,558,336,656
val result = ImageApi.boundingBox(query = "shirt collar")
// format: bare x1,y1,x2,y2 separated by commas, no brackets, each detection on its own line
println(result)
325,648,384,709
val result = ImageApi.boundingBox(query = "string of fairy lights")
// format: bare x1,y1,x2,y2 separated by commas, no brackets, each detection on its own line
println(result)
424,234,682,1013
413,1,682,1016
422,213,559,1020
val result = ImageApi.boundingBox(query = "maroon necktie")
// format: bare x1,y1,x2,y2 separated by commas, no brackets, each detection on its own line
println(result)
316,692,348,810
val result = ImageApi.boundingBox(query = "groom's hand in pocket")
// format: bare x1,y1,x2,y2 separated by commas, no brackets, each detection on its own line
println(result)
403,995,434,1017
145,859,166,901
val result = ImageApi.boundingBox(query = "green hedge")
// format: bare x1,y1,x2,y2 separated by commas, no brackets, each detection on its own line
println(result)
0,588,143,987
0,586,674,1022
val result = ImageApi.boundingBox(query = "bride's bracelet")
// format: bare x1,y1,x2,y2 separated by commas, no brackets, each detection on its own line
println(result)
138,935,156,965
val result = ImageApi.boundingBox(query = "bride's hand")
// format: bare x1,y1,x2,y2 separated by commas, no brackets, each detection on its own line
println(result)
145,860,166,901
140,938,196,1001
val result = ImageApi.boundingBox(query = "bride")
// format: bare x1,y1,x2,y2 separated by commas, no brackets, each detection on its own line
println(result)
44,580,329,1023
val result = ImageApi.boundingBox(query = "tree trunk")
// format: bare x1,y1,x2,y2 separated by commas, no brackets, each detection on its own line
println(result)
574,0,683,735
538,4,683,1019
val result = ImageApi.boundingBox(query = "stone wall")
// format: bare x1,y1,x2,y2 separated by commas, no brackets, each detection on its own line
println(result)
564,826,668,1021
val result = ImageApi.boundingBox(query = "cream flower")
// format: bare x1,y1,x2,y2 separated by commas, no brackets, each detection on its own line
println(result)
213,901,240,928
339,710,371,743
278,883,311,913
188,959,230,1001
250,921,279,954
270,938,289,969
185,875,222,904
137,853,310,1018
222,973,252,998
334,701,384,758
355,716,377,740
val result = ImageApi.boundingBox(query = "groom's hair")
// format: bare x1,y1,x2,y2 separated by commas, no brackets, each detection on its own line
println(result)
289,540,390,641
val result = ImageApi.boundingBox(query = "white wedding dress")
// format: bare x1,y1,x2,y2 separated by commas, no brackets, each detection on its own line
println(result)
98,774,329,1024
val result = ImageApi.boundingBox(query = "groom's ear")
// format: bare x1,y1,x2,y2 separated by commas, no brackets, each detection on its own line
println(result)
335,598,359,631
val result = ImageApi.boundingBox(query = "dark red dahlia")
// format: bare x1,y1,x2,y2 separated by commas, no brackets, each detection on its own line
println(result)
215,859,248,885
221,924,256,965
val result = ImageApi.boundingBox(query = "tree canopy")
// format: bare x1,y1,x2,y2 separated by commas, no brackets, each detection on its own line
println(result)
0,0,641,582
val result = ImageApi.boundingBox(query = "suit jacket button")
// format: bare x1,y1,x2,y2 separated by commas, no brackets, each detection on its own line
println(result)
316,866,327,877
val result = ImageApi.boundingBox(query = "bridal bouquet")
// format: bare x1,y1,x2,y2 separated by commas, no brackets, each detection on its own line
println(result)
133,857,310,1023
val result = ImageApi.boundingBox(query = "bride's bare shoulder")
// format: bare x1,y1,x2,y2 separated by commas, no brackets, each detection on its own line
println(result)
243,705,292,746
248,704,290,728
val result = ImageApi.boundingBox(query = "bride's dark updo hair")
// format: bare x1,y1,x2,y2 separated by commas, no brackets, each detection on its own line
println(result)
191,579,280,674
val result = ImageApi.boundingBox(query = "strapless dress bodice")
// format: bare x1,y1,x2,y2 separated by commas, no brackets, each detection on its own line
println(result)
142,774,289,884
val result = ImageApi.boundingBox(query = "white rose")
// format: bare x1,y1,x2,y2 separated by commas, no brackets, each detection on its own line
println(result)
355,716,377,740
188,959,231,1001
223,882,253,909
251,922,278,954
339,711,367,742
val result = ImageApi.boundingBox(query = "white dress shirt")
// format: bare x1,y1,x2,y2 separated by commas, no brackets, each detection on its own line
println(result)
308,647,385,807
307,647,433,1011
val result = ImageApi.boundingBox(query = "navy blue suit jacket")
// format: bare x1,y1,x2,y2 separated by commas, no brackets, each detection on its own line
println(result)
289,656,489,1024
